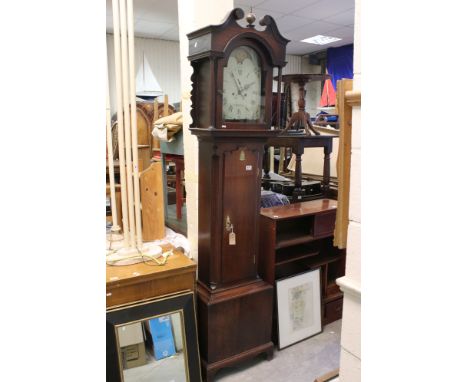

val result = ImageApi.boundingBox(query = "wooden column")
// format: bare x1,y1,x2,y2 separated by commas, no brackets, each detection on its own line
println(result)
334,79,354,248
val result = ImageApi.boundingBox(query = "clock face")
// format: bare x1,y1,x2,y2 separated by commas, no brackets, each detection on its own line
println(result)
222,46,262,122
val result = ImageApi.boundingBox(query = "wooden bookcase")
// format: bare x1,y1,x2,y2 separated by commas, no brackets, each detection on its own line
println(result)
258,199,346,330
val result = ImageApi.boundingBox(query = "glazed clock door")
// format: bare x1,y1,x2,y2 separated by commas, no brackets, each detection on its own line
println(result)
222,46,263,122
220,146,260,284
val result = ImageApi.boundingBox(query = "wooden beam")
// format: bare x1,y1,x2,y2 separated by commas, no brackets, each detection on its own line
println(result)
334,79,353,249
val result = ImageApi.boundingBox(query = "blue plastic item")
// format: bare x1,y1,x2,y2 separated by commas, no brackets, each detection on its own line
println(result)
148,315,176,360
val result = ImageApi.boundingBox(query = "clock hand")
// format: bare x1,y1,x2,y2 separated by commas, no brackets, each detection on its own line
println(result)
231,70,245,95
243,81,256,90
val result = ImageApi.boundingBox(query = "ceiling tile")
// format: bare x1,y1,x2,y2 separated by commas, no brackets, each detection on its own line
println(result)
134,19,174,37
275,15,318,33
257,0,321,14
235,4,285,20
234,0,267,7
323,8,355,26
292,0,354,20
284,20,342,41
285,41,316,55
253,7,285,20
324,26,354,39
135,0,178,24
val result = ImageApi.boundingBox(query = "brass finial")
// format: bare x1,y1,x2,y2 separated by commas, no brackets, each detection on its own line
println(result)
246,6,256,27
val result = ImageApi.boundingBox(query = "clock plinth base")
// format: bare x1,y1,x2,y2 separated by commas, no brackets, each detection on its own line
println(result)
196,279,274,382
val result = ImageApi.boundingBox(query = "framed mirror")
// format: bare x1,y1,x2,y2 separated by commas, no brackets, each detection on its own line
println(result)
106,292,201,382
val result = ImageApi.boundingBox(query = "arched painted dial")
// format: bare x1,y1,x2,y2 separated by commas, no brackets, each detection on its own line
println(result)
222,46,262,121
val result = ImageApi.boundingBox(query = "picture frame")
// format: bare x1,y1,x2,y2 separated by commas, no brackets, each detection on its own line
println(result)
276,268,322,349
106,292,201,382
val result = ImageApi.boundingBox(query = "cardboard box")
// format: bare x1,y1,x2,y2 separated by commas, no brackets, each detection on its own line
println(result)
117,323,144,347
120,342,147,369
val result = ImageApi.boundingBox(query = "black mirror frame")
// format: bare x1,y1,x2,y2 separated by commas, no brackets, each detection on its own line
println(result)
106,292,201,382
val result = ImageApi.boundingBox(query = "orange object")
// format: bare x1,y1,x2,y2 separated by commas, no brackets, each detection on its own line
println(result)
320,78,336,107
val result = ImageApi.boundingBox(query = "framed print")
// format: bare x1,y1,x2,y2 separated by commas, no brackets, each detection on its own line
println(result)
106,292,201,382
276,268,322,349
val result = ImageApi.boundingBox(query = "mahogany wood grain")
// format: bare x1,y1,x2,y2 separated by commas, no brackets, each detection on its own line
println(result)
187,9,289,379
261,199,337,220
258,200,345,334
197,280,274,381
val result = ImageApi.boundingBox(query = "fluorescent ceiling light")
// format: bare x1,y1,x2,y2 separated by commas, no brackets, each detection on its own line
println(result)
301,35,342,45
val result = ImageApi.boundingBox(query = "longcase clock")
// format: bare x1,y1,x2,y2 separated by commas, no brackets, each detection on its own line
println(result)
187,8,289,381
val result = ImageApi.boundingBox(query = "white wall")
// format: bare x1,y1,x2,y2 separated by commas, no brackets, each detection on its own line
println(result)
272,54,302,94
177,0,234,262
337,0,361,380
106,34,181,114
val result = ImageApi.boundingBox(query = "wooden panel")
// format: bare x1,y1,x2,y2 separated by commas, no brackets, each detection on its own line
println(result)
138,146,151,172
258,216,276,285
137,108,151,146
324,297,343,325
334,79,353,248
106,272,195,308
196,140,216,287
313,210,337,237
140,162,165,241
197,281,273,364
221,146,259,284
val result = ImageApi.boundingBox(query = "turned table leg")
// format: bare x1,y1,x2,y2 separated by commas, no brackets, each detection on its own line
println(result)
323,146,331,196
293,148,303,200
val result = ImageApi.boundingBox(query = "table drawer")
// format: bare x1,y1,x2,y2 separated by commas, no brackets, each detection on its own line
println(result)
313,211,336,237
106,272,195,308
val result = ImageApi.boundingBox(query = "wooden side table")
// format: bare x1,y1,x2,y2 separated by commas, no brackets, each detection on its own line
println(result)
274,73,331,136
106,247,196,309
264,135,337,201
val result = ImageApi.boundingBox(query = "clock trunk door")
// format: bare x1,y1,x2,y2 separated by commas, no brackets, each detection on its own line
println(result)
221,147,259,284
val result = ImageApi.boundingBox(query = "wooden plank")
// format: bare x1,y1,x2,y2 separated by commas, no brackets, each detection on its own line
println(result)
163,94,169,117
138,146,151,171
314,368,339,382
140,162,165,241
152,98,160,152
334,79,353,249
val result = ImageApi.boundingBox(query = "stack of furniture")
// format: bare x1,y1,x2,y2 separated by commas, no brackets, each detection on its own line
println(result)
258,199,346,338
